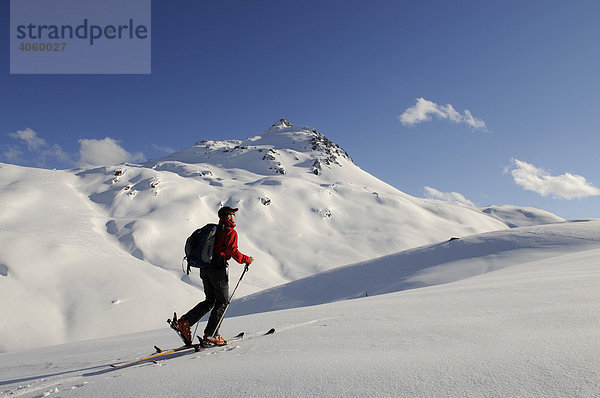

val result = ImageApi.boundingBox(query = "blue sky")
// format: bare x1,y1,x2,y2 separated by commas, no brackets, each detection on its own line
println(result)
1,0,599,219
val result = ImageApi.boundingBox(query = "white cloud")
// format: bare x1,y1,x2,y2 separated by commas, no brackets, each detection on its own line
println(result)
510,159,600,199
1,146,24,163
7,128,72,167
9,128,46,151
462,109,487,130
78,137,145,167
3,128,151,169
399,98,488,131
423,186,475,207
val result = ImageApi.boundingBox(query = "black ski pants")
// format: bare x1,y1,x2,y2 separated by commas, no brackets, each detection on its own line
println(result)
183,267,229,336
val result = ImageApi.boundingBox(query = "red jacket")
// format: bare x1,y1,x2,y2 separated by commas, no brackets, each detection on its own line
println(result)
214,219,251,266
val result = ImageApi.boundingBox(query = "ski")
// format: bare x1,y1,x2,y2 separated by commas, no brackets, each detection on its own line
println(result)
109,328,274,369
109,344,200,368
156,331,245,353
109,332,244,369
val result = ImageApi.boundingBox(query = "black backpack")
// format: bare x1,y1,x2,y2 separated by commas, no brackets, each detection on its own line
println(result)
184,223,220,274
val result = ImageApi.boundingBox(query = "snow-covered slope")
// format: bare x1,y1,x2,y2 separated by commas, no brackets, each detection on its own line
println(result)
0,120,564,352
1,220,599,397
0,164,201,352
230,219,600,316
480,205,565,227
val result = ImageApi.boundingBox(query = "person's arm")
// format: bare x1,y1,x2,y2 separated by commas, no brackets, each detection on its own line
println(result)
223,229,252,264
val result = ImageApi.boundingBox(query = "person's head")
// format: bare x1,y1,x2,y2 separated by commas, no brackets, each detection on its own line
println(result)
218,206,238,221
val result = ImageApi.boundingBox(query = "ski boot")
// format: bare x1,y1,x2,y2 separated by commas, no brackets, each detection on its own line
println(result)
168,313,192,346
202,333,227,347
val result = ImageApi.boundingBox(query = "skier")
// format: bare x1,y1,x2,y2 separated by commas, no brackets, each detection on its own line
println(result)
175,206,254,345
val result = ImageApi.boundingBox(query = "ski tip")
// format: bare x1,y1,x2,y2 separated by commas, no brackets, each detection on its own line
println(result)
265,328,275,335
154,345,163,353
235,332,245,339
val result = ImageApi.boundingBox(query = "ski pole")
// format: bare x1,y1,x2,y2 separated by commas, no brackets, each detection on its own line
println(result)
212,263,249,338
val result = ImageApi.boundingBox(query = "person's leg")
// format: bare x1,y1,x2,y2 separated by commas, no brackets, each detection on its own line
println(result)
177,269,218,342
203,267,229,337
182,271,217,324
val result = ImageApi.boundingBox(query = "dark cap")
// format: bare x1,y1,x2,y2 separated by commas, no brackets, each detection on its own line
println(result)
218,206,239,218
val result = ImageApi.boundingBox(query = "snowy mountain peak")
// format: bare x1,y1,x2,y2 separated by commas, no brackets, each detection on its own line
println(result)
153,120,353,177
268,118,293,130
